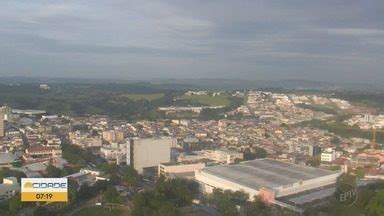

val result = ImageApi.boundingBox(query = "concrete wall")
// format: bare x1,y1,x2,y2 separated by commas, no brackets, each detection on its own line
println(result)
195,170,259,200
159,163,205,176
274,172,342,197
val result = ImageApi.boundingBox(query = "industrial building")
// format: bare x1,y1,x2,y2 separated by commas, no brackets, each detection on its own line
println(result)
195,159,341,211
126,137,174,174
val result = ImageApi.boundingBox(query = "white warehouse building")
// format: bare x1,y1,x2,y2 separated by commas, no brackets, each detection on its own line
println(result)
195,159,341,204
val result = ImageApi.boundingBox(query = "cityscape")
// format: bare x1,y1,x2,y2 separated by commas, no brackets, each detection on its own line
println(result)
1,0,384,216
1,85,384,215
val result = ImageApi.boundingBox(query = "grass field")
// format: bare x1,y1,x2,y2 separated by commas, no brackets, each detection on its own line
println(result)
179,94,231,106
121,93,164,101
74,206,130,216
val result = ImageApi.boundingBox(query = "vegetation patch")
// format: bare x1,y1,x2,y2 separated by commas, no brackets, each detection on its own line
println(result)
74,206,130,216
178,94,231,106
120,93,165,101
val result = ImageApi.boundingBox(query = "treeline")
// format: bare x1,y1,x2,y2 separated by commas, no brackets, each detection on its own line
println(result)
132,177,199,216
296,103,339,115
0,83,180,120
199,96,244,120
0,83,245,121
297,119,384,144
334,91,384,111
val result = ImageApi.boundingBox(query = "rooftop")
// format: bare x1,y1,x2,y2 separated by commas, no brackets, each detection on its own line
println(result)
12,109,46,115
27,145,59,152
0,153,17,164
201,158,338,190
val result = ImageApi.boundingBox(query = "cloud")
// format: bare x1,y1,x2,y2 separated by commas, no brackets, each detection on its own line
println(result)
0,0,383,82
320,28,384,36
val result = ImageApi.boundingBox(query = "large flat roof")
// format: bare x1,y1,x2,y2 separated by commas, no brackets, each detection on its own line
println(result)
201,159,337,190
12,109,46,115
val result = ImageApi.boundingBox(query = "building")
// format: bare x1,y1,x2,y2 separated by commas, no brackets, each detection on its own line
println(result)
39,84,50,90
195,159,341,204
0,177,20,202
204,149,243,164
25,145,62,160
102,130,124,143
289,144,321,157
350,155,380,168
0,153,18,167
158,162,205,179
321,148,336,162
126,137,173,174
0,109,4,137
12,109,46,116
364,114,375,123
69,131,102,149
65,168,109,187
100,142,127,163
0,106,12,121
177,149,243,164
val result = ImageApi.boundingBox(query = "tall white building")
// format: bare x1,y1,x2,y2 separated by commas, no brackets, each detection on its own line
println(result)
321,148,336,162
126,137,174,174
0,109,4,137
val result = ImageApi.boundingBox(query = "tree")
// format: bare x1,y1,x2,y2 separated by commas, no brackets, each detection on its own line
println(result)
109,174,121,185
365,190,384,216
77,184,93,201
120,165,139,187
331,136,341,145
32,206,50,216
206,189,250,216
247,197,269,216
46,163,62,177
103,185,120,203
337,173,356,186
243,148,257,160
244,147,267,161
303,207,317,216
8,194,22,216
157,202,179,216
67,179,79,204
355,167,365,179
254,147,267,159
100,163,119,175
132,177,197,215
306,157,320,167
283,209,297,216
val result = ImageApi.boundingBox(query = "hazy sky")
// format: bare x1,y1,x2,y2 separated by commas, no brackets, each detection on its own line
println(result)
1,0,383,82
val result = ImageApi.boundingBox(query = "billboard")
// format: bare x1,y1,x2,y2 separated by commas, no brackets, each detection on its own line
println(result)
21,178,68,202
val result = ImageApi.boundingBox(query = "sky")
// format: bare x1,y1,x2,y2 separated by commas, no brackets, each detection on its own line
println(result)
0,0,383,82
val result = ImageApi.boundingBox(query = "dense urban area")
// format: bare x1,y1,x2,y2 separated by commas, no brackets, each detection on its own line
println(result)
1,83,384,216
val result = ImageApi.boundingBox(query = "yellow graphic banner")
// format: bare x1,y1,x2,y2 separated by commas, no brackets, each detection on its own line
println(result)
21,192,68,202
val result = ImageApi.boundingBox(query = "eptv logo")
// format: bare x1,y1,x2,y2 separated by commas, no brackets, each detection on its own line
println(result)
334,183,358,206
21,178,68,202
